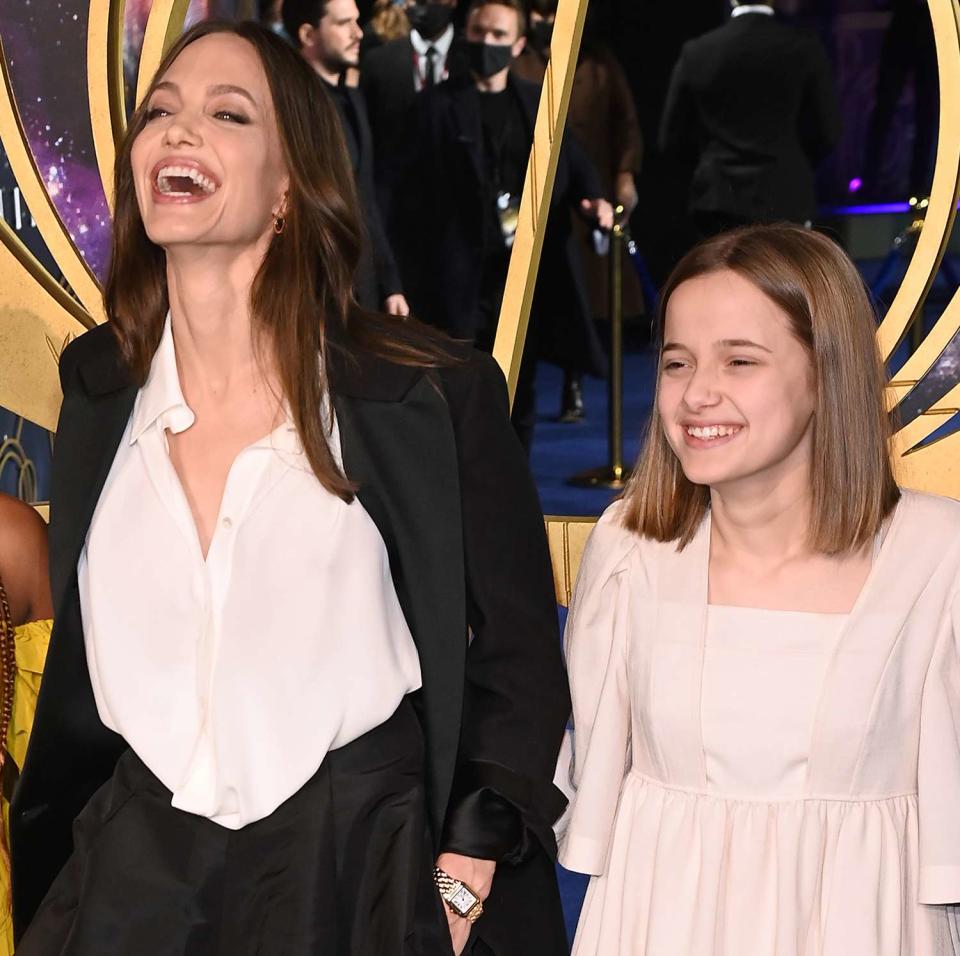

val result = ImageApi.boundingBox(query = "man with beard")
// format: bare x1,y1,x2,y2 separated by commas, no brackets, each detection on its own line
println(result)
284,0,409,315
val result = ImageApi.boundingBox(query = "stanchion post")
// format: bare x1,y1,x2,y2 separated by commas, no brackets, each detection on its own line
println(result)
608,211,625,481
569,205,632,489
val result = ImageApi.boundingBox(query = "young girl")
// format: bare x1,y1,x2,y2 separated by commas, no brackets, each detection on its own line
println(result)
561,223,960,955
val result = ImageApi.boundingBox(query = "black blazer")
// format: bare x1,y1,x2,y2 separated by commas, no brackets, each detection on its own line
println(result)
659,12,841,223
360,34,470,186
10,323,571,954
403,75,607,375
361,34,471,308
328,82,403,308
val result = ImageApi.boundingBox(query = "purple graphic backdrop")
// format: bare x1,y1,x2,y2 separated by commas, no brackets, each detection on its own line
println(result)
0,0,210,282
0,0,112,277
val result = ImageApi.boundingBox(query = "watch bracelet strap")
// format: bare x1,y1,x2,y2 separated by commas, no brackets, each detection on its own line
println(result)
433,866,484,922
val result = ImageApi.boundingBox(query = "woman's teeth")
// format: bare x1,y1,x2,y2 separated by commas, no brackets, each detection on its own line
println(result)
686,425,740,440
155,165,217,195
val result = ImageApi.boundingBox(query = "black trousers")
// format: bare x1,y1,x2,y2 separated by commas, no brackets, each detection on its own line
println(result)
18,699,454,956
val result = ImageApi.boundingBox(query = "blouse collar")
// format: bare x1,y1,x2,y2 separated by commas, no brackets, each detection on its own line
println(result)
129,313,304,457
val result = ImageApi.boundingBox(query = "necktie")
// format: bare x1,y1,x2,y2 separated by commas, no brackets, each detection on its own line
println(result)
424,46,438,88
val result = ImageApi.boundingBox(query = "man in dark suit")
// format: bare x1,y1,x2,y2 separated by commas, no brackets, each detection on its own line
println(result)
283,0,409,314
360,0,468,296
360,0,466,178
659,0,841,236
404,0,612,453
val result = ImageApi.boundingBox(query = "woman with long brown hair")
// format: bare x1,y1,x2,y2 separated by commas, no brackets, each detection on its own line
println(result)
10,20,569,955
560,224,960,954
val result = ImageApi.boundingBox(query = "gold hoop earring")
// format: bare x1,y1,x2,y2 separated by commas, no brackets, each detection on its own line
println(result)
273,215,286,235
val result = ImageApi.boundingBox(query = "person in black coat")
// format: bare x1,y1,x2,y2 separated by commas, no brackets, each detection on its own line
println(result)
11,20,570,956
360,0,468,295
400,0,612,452
360,0,466,184
283,0,409,314
659,0,841,236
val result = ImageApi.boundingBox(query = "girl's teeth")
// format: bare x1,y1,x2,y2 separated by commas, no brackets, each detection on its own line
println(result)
687,425,739,439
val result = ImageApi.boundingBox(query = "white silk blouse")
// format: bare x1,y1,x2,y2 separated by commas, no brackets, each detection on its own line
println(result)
78,316,422,829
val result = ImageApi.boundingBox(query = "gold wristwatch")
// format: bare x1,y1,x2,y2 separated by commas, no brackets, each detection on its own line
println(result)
433,866,484,923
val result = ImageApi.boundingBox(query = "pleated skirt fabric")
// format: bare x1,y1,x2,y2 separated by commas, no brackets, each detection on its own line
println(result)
18,698,454,956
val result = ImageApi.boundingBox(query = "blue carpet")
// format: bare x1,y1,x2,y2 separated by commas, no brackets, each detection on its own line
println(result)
557,866,590,947
530,350,658,518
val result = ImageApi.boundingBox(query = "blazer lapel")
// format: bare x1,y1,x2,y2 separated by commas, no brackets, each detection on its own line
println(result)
49,334,137,617
330,354,467,843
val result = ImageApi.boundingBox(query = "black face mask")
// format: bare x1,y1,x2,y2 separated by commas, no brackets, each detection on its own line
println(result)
528,19,554,53
406,3,453,41
465,40,514,78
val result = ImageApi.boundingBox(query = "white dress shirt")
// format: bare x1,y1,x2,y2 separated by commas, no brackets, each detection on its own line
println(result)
410,23,455,90
79,316,422,829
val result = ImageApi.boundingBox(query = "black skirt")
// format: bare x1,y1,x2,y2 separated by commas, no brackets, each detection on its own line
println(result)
18,698,454,956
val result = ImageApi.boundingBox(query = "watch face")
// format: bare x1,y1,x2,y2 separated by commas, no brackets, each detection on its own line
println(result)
450,885,479,915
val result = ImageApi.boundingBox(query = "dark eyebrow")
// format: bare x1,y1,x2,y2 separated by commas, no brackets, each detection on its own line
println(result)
150,80,258,109
207,84,258,107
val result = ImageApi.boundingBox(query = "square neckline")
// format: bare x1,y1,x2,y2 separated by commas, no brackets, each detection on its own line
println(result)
702,497,898,618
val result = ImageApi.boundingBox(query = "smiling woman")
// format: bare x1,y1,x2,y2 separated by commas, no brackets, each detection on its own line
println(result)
558,223,960,956
9,19,570,956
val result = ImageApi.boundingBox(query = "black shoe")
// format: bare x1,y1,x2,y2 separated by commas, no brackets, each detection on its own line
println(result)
559,376,585,423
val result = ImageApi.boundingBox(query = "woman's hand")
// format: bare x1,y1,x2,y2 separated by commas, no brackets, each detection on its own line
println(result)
579,198,615,232
435,852,496,956
383,293,410,317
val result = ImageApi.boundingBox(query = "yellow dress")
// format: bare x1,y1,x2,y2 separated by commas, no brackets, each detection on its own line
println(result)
0,619,52,956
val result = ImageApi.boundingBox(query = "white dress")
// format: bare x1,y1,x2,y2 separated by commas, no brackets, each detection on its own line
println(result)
560,491,960,956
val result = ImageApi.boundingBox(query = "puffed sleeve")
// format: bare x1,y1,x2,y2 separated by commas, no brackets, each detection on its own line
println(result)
918,588,960,905
558,507,636,876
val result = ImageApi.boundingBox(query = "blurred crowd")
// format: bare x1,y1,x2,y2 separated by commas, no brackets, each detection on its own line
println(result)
243,0,852,455
258,0,644,451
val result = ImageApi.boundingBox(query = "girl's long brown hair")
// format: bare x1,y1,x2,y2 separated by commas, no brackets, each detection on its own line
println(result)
106,19,454,500
622,223,900,554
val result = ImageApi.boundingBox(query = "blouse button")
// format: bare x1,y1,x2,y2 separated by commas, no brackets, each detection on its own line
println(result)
221,517,233,530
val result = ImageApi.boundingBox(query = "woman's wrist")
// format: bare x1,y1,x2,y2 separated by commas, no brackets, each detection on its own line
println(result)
436,851,497,901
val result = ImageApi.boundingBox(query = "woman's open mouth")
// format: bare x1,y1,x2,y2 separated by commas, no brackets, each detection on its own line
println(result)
150,159,220,202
